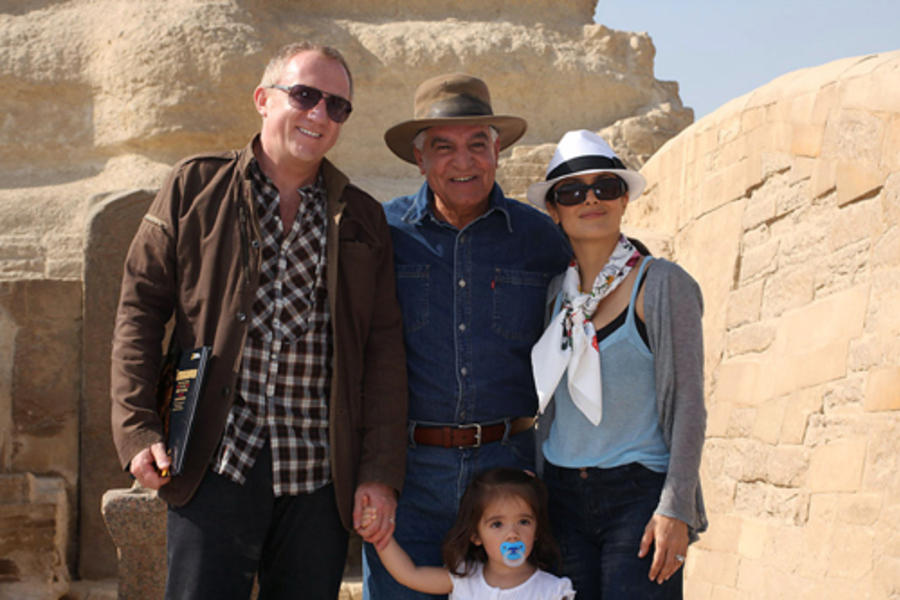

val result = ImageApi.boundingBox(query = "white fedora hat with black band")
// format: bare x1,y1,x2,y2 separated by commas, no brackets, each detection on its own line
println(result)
526,129,646,209
384,73,527,164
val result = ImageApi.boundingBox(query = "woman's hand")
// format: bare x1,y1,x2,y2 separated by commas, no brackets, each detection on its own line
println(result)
638,513,689,584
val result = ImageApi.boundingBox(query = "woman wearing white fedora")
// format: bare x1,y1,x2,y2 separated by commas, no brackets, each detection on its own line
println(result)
528,130,707,598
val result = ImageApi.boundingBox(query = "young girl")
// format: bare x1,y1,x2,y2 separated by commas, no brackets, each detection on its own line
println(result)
358,467,575,599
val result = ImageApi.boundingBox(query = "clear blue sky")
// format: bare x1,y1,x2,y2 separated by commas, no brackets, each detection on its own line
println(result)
594,1,900,119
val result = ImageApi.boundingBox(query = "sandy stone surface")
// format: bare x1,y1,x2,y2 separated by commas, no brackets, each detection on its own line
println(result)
627,50,900,599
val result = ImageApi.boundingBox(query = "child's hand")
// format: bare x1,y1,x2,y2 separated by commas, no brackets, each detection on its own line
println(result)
360,506,378,530
354,492,381,536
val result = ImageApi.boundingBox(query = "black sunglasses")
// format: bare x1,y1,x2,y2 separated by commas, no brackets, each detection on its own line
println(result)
268,84,353,123
551,176,628,206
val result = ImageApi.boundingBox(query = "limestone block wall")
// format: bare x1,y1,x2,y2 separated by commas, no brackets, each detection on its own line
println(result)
625,50,900,599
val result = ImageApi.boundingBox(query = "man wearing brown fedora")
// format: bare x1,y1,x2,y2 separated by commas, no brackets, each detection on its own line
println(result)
358,73,571,598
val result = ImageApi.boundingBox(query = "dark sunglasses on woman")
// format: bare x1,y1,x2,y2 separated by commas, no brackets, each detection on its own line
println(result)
267,84,353,123
552,176,628,206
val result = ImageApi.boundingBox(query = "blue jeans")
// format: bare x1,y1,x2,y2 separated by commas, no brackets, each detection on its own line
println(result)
165,441,348,600
544,461,683,599
362,429,535,599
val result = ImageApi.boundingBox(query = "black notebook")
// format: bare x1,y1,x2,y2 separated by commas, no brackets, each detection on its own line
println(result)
157,345,211,477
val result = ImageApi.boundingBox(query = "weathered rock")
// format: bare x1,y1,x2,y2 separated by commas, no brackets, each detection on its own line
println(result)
0,0,690,279
629,49,900,598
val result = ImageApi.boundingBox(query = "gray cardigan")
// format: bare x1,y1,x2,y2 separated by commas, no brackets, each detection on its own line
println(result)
536,257,708,541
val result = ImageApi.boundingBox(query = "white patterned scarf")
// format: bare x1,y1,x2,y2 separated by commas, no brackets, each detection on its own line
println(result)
531,235,642,425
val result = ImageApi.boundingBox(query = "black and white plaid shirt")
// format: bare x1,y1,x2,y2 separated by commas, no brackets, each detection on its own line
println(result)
213,160,332,495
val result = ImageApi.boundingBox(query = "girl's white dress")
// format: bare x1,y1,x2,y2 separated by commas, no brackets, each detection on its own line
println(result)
448,563,575,599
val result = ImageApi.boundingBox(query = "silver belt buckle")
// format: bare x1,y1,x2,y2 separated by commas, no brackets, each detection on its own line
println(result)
459,423,482,448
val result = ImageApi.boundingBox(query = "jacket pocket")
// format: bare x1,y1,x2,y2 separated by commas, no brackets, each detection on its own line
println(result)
491,268,549,342
395,264,429,333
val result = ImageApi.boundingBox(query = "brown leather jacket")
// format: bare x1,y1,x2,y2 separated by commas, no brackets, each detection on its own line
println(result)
110,137,407,528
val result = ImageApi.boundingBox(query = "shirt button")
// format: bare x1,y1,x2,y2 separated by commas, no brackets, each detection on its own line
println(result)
251,240,260,249
460,367,468,376
459,235,466,244
460,410,466,419
458,279,466,288
458,323,466,332
237,312,247,322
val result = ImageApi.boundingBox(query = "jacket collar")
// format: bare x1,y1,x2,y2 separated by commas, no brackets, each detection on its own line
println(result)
402,181,514,233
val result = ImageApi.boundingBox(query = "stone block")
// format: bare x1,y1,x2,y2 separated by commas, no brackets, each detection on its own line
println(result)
864,367,900,411
697,513,742,554
873,555,900,600
761,265,815,319
775,285,868,351
848,334,890,373
739,238,778,284
737,518,767,559
725,281,764,329
725,322,776,357
690,548,739,587
871,226,900,269
791,123,824,157
827,523,874,580
808,438,867,492
706,400,733,438
863,268,900,333
862,424,900,495
0,474,69,587
821,108,886,165
771,341,848,398
101,486,166,600
751,398,786,444
811,159,837,199
821,374,866,414
883,115,900,172
814,238,870,296
714,359,769,406
797,512,833,578
828,195,883,250
742,194,776,231
727,408,758,443
741,105,767,133
81,190,155,579
764,445,808,488
835,493,883,526
734,481,809,525
684,578,714,600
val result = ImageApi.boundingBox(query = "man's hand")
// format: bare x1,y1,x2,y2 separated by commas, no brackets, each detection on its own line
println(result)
638,513,689,584
353,481,397,551
129,442,172,490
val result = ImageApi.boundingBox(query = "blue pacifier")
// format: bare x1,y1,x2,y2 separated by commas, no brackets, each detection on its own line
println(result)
500,541,527,567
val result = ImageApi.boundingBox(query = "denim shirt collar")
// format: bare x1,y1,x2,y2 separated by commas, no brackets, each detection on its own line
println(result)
401,182,514,233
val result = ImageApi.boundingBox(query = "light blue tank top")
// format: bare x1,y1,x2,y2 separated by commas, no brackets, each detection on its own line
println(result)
542,257,670,472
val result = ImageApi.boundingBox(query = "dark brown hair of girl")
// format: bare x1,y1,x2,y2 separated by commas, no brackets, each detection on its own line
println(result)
441,467,560,576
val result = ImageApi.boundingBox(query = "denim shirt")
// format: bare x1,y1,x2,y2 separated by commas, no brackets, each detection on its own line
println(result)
384,182,571,425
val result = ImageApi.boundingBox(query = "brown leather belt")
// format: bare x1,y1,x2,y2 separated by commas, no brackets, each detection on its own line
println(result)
411,417,535,448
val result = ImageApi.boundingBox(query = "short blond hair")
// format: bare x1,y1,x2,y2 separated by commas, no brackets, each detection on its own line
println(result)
259,42,353,98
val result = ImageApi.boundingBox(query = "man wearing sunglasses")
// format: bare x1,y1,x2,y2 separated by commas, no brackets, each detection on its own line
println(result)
111,42,407,599
359,73,571,599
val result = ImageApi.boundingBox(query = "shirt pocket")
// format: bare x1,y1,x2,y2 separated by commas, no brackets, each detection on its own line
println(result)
395,264,430,333
491,268,550,342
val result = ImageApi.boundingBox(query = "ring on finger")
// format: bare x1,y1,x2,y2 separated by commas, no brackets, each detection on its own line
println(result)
675,554,685,562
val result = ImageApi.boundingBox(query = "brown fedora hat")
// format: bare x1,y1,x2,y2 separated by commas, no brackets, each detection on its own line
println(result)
384,73,528,164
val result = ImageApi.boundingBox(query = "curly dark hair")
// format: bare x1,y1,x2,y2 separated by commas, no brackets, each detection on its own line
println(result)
441,467,560,576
